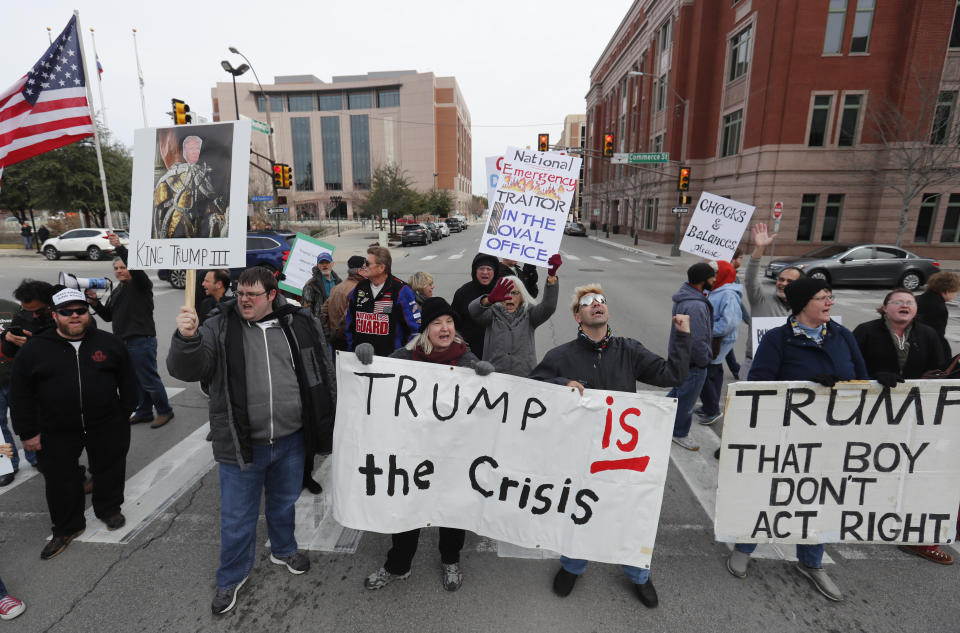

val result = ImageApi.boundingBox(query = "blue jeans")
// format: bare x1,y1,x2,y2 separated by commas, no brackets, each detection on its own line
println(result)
561,556,650,584
668,366,708,438
734,542,824,568
0,384,36,470
699,363,725,417
217,430,305,590
22,236,31,249
125,336,172,417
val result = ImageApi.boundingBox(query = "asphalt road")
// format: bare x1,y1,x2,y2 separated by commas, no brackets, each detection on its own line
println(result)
0,229,958,633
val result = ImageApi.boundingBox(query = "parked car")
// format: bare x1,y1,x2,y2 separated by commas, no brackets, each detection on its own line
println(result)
401,223,433,246
444,218,463,233
564,221,588,236
158,231,296,289
438,221,451,237
425,222,443,240
41,228,129,261
765,244,940,290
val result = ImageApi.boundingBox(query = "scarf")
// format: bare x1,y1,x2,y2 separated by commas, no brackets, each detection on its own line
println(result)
578,325,613,351
412,339,467,365
790,316,827,344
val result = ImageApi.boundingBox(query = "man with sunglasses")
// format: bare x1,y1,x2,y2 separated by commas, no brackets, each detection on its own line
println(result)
10,288,137,560
530,284,692,608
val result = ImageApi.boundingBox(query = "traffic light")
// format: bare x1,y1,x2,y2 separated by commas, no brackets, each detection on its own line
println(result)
277,196,287,205
171,99,191,125
538,133,549,152
602,132,614,158
272,163,284,189
281,164,292,189
678,167,691,192
679,194,691,205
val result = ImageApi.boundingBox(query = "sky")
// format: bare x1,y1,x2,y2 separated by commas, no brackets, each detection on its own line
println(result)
1,1,633,197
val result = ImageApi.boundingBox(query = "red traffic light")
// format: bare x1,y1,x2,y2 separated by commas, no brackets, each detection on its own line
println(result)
678,167,691,192
538,133,549,152
602,133,614,158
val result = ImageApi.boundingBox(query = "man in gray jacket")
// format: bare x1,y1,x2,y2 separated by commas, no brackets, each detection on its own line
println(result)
167,267,336,615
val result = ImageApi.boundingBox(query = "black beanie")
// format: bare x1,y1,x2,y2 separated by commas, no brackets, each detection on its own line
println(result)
347,255,366,271
784,277,830,314
420,297,458,329
687,262,715,285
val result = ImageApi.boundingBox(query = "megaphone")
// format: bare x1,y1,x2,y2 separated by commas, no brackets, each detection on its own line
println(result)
59,272,111,290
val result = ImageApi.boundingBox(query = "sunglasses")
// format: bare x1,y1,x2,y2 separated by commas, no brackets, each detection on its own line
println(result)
56,306,89,317
578,294,607,307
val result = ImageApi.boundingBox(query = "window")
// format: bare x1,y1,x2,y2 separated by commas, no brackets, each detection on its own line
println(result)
350,115,371,190
320,117,342,191
874,247,906,259
652,134,664,152
348,92,373,109
931,91,956,145
729,26,752,82
658,20,671,58
288,94,314,112
822,194,843,241
256,95,284,113
808,95,832,147
377,89,400,108
823,0,847,54
915,193,940,243
850,0,875,53
656,74,667,112
317,93,342,111
798,194,818,241
721,109,743,157
643,198,658,231
845,246,874,260
940,194,960,243
952,1,960,48
290,118,314,191
837,94,862,146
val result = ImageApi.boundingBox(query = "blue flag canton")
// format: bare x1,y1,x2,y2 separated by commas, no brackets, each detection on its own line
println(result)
23,15,85,106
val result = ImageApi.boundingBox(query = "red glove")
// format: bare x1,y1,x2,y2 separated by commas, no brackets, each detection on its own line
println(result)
547,253,563,276
486,278,515,304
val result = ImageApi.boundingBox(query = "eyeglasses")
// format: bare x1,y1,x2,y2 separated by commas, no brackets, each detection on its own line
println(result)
887,300,916,307
236,290,267,299
811,294,835,303
362,260,379,268
56,306,89,316
578,294,607,307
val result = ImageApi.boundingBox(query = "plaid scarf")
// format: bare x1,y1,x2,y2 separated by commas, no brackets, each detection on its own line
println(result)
789,316,827,344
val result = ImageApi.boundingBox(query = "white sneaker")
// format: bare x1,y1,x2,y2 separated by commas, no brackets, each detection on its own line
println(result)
364,567,411,590
672,435,700,451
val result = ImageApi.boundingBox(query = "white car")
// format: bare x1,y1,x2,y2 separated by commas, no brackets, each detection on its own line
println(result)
41,228,129,261
438,221,451,237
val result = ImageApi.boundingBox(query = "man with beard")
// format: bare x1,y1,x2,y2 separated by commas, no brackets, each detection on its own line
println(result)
10,288,137,559
451,253,500,358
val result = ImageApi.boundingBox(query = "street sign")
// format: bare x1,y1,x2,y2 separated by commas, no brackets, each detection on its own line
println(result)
612,152,670,165
593,208,600,216
241,115,272,135
381,209,389,219
251,195,273,202
773,201,783,219
672,206,690,215
265,207,287,214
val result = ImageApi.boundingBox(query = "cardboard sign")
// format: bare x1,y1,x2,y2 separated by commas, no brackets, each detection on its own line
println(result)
478,147,581,267
715,380,960,545
128,120,252,270
278,232,336,296
679,192,755,261
331,353,677,568
751,316,842,354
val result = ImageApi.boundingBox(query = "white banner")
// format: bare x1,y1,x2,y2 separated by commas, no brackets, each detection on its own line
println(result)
716,380,960,545
279,233,335,296
679,192,755,261
751,315,842,355
478,147,581,267
332,353,677,568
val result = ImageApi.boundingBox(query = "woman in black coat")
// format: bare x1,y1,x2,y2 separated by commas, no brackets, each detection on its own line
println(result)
916,271,959,358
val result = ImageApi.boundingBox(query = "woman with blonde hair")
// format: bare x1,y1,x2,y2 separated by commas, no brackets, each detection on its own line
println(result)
407,271,434,310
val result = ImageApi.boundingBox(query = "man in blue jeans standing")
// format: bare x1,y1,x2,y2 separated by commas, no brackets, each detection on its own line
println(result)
668,263,716,451
86,233,174,429
167,267,337,615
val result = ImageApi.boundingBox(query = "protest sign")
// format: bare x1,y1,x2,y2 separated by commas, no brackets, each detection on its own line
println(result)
478,147,581,267
331,353,676,568
679,192,755,261
485,155,502,209
715,380,960,545
751,316,842,354
128,120,251,270
279,233,336,296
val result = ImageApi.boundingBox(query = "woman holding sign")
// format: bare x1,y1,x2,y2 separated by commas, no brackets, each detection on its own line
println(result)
727,277,868,602
354,297,494,593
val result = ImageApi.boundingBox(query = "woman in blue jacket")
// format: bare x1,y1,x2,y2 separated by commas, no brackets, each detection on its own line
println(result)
725,277,867,603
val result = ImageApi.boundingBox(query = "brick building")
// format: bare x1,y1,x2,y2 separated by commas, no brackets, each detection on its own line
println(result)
585,0,960,257
557,114,587,219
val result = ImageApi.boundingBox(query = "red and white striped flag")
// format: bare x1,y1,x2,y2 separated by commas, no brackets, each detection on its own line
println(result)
0,15,94,172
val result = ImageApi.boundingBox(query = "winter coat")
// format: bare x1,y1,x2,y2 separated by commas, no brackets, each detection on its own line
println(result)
92,245,156,339
389,345,482,369
468,279,558,376
743,255,792,358
346,275,420,356
452,253,501,358
853,318,946,379
916,290,952,358
302,267,342,318
749,318,868,382
321,272,362,347
708,283,743,365
670,283,714,368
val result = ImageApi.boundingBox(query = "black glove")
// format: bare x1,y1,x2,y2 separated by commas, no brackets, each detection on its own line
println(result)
810,374,840,387
875,371,904,388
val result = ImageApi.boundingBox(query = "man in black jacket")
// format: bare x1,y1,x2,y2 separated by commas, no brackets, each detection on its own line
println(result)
10,288,137,560
451,253,501,358
87,233,174,428
530,283,692,609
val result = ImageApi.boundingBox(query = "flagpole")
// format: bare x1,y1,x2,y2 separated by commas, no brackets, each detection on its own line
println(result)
132,28,148,127
88,27,109,133
73,10,113,230
46,27,52,44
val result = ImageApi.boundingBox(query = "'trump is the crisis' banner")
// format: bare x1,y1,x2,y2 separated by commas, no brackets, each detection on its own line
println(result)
478,147,581,267
715,380,960,545
332,353,676,568
679,191,755,261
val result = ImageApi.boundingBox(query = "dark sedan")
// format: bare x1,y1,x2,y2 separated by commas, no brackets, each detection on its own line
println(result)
158,231,296,289
765,244,940,290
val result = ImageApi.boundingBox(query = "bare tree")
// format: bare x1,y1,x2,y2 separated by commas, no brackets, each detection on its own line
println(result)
870,66,960,247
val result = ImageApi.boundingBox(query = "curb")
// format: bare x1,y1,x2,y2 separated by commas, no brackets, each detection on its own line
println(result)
586,235,672,261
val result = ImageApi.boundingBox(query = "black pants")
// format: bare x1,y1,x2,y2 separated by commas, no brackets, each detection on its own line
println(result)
384,527,466,575
37,419,131,537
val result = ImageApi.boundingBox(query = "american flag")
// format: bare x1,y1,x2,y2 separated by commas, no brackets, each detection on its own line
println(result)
0,16,95,172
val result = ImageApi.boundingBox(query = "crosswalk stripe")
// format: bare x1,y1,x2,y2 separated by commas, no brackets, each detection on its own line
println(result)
290,457,363,553
449,251,465,259
559,251,580,261
590,255,611,262
420,255,437,261
651,260,673,267
0,463,39,497
620,257,642,263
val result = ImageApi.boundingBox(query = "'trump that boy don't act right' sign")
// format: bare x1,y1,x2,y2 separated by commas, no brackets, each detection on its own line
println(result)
679,192,755,261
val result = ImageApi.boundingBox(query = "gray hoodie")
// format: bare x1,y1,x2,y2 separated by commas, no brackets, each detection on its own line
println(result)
743,255,791,357
669,283,714,368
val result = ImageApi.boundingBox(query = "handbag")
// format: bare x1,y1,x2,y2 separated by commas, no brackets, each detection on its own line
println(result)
921,353,960,379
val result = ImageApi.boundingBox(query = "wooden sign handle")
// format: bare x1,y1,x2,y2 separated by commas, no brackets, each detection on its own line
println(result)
185,269,196,310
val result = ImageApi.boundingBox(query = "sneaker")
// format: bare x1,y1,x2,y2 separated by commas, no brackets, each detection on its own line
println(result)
364,567,411,590
0,472,14,487
671,435,700,451
40,529,84,560
103,513,126,531
441,562,462,591
552,567,578,597
211,576,247,615
150,413,174,429
634,578,659,608
726,549,750,578
0,595,25,620
795,562,843,601
692,406,705,417
698,412,722,426
270,551,310,575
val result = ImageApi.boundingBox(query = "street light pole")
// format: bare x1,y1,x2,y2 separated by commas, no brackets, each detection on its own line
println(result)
331,195,342,237
220,60,249,121
229,47,275,166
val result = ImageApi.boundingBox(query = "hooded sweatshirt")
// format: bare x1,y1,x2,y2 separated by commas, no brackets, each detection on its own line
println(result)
708,264,744,365
452,253,501,357
670,283,714,368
